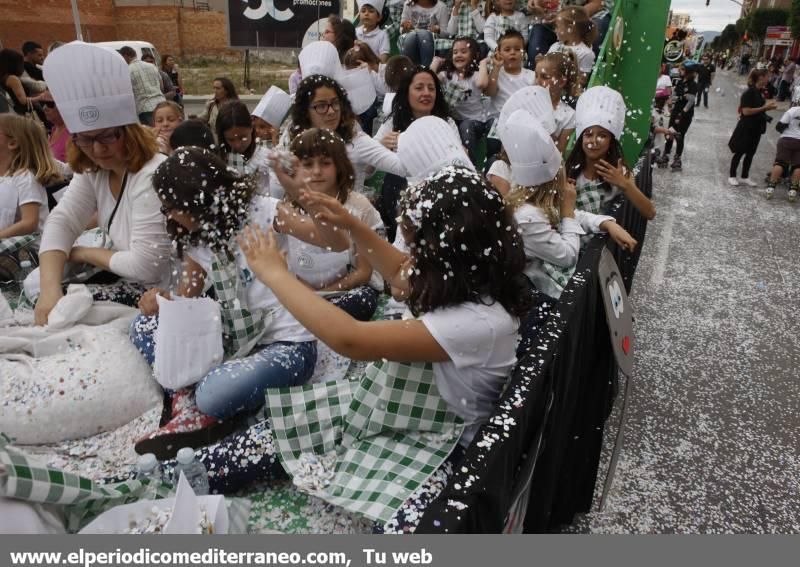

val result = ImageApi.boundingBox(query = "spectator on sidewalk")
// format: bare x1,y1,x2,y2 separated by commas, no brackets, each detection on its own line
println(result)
142,53,176,102
161,54,184,105
696,53,715,109
118,46,165,126
728,69,777,187
199,77,238,139
777,57,797,102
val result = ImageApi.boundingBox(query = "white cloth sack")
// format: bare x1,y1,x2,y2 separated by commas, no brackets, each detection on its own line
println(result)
0,297,161,445
153,295,223,390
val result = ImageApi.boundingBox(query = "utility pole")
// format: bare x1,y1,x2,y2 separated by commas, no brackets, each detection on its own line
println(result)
70,0,84,41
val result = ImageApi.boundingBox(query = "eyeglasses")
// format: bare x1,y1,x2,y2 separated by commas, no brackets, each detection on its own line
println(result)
71,129,122,149
310,100,341,115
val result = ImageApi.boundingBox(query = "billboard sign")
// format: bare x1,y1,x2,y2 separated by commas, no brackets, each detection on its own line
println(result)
228,0,342,49
764,26,793,46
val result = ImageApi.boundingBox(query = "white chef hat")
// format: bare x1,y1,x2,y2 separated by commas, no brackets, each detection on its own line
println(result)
299,41,343,80
252,86,292,128
575,85,626,139
42,41,138,134
500,109,562,187
359,0,385,13
398,116,473,183
337,67,377,115
498,86,556,135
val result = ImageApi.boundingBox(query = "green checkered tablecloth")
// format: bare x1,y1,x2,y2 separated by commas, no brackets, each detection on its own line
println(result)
0,234,37,257
266,360,464,523
576,179,611,215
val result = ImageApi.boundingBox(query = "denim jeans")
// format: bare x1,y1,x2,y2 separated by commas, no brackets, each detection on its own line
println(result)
330,285,379,321
527,24,557,69
592,12,612,54
401,30,435,66
129,313,317,420
457,118,494,163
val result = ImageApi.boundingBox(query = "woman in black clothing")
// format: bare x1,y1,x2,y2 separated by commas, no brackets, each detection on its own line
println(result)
727,69,777,187
0,49,36,115
658,63,697,171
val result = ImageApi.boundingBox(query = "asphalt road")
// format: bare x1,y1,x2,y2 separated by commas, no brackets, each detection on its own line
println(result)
570,70,800,533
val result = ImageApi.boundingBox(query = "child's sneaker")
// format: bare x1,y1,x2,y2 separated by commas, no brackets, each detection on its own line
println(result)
728,177,740,186
670,158,682,171
765,186,775,199
742,178,758,187
655,155,669,168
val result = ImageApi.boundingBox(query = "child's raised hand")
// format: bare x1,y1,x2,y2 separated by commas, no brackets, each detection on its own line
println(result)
492,48,504,67
602,221,638,253
268,151,304,200
596,159,630,187
238,224,288,282
561,177,577,216
298,190,356,230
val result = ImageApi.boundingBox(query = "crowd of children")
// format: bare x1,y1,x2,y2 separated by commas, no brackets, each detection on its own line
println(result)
0,0,668,532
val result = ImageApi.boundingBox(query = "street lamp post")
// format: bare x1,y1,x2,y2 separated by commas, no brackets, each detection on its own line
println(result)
71,0,84,41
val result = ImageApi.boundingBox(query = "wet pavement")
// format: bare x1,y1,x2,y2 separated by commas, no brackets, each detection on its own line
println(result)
570,70,800,534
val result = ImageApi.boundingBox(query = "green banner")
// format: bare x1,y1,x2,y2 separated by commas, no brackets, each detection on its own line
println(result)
588,0,672,163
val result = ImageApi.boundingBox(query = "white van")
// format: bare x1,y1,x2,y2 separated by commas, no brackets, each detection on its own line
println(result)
94,41,161,64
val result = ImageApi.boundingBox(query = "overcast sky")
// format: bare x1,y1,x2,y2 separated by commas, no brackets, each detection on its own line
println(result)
669,0,743,32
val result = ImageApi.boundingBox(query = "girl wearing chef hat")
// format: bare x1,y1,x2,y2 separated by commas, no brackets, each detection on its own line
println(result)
32,42,171,326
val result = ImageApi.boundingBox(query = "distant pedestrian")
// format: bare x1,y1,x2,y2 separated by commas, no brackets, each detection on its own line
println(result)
728,69,777,187
199,77,238,138
118,46,165,126
696,53,715,109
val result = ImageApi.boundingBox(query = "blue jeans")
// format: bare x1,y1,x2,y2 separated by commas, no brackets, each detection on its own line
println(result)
330,285,379,322
401,30,435,66
592,12,612,54
527,24,557,69
457,118,493,163
129,314,317,419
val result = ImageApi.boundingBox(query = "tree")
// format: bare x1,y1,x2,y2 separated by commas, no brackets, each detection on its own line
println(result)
789,0,800,38
718,23,740,50
747,8,789,41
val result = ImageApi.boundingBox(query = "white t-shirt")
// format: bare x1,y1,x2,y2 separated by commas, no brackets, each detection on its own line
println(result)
187,195,314,345
548,42,596,75
656,74,672,92
286,192,384,290
553,101,576,139
440,73,486,121
357,26,391,56
778,106,800,140
0,170,49,233
490,68,536,116
421,300,519,446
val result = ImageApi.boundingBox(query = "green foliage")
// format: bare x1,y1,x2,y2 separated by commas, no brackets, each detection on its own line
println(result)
717,23,740,50
742,8,789,41
789,0,800,38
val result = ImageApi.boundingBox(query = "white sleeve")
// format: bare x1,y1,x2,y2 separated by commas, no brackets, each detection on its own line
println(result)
422,304,493,368
515,206,583,268
484,15,498,50
379,30,391,55
519,13,530,42
446,11,458,35
107,179,172,283
579,48,596,74
779,109,793,125
471,9,486,32
371,70,387,96
39,173,98,255
436,3,450,34
574,210,613,234
15,173,46,207
353,131,407,176
487,160,510,181
374,119,394,142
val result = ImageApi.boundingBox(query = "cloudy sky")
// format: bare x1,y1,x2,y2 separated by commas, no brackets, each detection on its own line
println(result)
669,0,744,32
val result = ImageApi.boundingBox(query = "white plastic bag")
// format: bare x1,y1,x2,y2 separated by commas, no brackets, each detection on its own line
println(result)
153,295,223,390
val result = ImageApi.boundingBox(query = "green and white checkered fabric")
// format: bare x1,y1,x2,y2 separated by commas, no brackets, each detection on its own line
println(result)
576,179,610,215
209,250,274,359
442,81,471,110
266,360,464,523
0,234,37,257
385,0,406,47
541,261,575,292
0,434,172,532
433,2,486,52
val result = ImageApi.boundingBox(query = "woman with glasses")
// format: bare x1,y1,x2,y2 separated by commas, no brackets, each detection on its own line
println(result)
282,74,406,200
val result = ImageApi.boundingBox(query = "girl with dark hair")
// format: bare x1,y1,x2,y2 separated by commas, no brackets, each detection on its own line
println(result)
356,0,391,63
281,74,405,199
656,63,698,172
0,48,38,115
432,37,491,162
129,146,350,457
200,77,239,138
325,14,357,61
215,100,274,195
565,86,655,220
161,54,184,106
281,128,385,321
728,68,777,187
374,66,456,239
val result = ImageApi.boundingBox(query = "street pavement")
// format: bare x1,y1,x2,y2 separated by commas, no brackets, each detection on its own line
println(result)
569,70,800,533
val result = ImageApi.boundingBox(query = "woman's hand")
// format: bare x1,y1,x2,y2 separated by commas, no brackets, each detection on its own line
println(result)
298,190,357,231
138,288,170,316
381,131,400,151
765,100,778,111
596,159,631,188
601,220,638,252
34,287,63,326
238,224,288,284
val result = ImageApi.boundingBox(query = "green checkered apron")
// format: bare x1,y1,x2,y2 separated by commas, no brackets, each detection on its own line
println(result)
433,2,487,53
442,80,471,110
575,178,610,215
385,0,406,47
209,250,275,359
0,434,172,532
540,209,577,292
266,360,464,523
0,234,37,257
